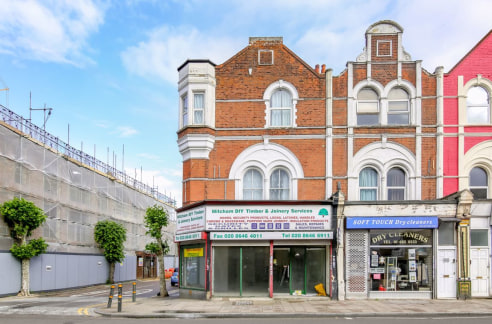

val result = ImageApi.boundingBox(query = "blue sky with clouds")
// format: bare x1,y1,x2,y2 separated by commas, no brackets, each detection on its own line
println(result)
0,0,490,207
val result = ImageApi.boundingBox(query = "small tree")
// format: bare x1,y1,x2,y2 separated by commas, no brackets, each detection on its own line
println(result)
94,220,126,284
0,197,48,296
144,204,169,297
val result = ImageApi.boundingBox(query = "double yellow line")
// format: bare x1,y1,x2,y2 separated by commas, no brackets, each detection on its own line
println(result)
77,307,89,316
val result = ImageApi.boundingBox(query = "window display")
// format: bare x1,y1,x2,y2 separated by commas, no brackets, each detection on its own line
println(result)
369,229,432,292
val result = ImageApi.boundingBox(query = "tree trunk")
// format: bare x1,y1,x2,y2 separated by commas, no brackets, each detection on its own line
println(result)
157,238,169,297
20,259,30,296
109,262,115,284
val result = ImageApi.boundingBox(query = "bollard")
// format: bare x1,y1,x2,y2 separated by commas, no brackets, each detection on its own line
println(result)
132,281,136,302
107,284,115,308
117,283,123,312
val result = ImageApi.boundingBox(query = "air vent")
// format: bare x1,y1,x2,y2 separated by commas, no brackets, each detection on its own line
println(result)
258,50,274,65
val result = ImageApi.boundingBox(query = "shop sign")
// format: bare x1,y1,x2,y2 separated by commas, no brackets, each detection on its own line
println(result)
175,232,206,242
206,205,332,231
370,230,431,245
210,231,333,240
176,207,206,234
183,247,203,257
346,216,438,229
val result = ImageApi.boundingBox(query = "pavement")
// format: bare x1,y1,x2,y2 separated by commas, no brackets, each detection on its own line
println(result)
94,289,492,318
3,280,492,318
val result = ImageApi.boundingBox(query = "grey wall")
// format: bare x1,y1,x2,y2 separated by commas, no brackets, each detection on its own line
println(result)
0,252,20,295
0,252,137,296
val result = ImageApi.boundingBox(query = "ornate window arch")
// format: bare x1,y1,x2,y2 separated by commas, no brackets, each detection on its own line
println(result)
461,140,492,199
263,80,299,128
460,76,492,125
230,142,303,200
348,142,417,200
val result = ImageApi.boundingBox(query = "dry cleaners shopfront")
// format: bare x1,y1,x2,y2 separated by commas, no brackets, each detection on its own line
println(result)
175,201,334,299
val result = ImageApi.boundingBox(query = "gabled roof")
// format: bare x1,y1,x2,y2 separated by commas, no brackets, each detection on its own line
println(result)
446,30,492,74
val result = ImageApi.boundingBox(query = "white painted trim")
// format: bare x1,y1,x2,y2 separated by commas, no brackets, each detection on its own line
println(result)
263,80,299,128
229,142,304,200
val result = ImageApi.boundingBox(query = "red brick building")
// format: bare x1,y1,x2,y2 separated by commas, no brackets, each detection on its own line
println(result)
175,21,477,300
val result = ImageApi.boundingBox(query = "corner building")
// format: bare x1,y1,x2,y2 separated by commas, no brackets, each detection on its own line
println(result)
177,37,334,299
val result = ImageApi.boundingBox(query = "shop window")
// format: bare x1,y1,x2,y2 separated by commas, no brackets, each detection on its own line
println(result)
387,167,406,200
270,89,293,127
467,86,490,124
357,87,379,125
469,167,488,199
193,92,204,124
243,169,263,200
388,88,409,125
359,167,378,200
270,168,290,200
213,246,269,297
180,245,206,289
471,229,489,246
369,229,432,293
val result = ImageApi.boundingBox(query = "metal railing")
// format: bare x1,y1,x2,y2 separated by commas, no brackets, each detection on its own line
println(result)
0,104,176,207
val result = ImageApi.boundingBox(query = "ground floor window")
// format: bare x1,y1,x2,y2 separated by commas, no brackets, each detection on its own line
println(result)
181,244,206,289
213,245,327,297
369,229,433,292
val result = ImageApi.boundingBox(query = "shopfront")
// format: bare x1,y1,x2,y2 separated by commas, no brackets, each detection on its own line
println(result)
345,216,438,299
175,202,334,299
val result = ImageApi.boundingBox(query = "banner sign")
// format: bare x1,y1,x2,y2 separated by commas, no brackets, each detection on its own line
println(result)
175,232,206,242
210,231,333,240
183,247,203,257
206,205,332,231
346,217,438,229
176,207,206,234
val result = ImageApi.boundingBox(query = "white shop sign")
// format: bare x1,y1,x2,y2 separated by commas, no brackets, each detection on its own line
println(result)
206,205,332,231
210,231,333,240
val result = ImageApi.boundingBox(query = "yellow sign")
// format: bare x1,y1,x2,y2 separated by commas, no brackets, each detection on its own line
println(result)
184,248,203,257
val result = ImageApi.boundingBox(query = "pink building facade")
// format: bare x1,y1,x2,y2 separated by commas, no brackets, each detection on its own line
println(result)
440,30,492,298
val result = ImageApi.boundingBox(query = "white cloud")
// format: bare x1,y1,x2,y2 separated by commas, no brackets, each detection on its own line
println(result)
115,126,138,137
120,25,243,84
0,0,106,66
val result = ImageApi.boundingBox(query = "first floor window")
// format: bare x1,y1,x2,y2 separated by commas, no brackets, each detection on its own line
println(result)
182,95,188,127
469,167,488,199
359,167,378,200
270,168,290,200
243,169,263,200
387,167,406,200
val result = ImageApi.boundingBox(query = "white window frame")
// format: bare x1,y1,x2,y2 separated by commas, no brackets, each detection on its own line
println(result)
359,167,379,200
263,80,298,128
193,92,205,124
182,94,189,127
469,166,489,199
387,87,410,125
230,142,303,200
269,168,291,200
466,86,490,124
243,168,264,200
386,167,407,200
356,87,380,126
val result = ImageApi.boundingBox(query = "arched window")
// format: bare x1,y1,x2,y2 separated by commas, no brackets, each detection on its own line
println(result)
357,88,379,125
270,168,290,200
388,88,409,125
243,169,263,200
467,86,490,124
359,167,378,200
387,167,406,200
270,89,293,126
469,167,488,199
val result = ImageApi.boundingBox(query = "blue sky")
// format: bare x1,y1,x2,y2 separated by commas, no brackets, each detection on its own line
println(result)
0,0,490,207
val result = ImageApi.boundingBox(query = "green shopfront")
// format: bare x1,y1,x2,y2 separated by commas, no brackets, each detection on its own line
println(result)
175,201,334,299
